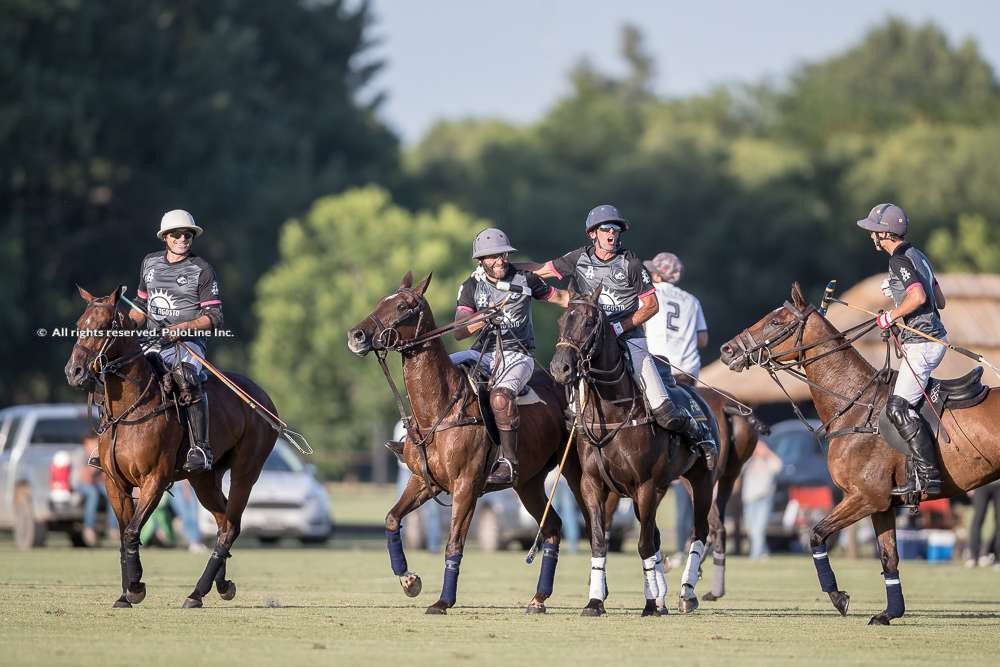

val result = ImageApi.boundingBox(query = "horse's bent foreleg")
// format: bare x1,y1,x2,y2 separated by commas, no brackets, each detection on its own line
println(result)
386,474,434,598
703,474,736,602
104,478,135,608
869,509,904,625
580,474,610,617
809,493,874,617
121,477,167,605
426,484,477,615
514,471,564,614
678,465,712,614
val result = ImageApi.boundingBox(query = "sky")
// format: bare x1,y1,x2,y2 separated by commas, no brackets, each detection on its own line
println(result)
366,0,1000,144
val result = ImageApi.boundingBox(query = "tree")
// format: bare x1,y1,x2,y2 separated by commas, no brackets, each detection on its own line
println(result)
928,214,1000,273
251,186,488,473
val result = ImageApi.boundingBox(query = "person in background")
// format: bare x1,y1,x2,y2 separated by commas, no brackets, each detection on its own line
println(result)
966,479,1000,568
78,435,118,546
741,437,782,560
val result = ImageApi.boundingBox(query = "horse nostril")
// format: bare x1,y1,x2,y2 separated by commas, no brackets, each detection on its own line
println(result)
350,329,365,342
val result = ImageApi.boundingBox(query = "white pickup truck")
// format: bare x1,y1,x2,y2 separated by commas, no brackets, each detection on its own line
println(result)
0,404,96,548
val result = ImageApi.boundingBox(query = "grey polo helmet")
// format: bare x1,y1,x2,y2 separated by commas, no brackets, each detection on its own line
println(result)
856,203,908,236
585,204,630,233
472,227,517,259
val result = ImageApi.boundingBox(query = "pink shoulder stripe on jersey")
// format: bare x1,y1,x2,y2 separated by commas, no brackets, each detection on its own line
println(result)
638,287,656,299
541,286,556,301
456,305,475,314
137,289,148,299
545,260,562,280
200,299,222,307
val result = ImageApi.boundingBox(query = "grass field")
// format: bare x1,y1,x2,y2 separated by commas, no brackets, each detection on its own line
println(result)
1,545,998,666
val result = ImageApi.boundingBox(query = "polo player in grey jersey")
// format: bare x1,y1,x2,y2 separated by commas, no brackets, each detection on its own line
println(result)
523,204,717,470
451,228,570,486
89,210,223,472
859,203,948,497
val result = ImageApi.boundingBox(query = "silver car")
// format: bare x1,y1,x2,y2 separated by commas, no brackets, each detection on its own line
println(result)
198,437,332,545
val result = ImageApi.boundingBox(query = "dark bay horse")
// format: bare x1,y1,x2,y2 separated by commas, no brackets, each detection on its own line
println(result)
721,283,1000,624
64,287,277,608
549,289,716,616
347,272,582,615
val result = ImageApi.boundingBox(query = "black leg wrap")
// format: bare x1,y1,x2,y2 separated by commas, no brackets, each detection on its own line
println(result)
194,547,231,598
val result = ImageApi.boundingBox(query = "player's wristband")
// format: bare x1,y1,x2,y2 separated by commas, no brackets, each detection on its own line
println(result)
611,322,625,336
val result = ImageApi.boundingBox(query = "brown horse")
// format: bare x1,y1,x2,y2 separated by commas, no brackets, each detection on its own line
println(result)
64,287,278,608
347,272,583,614
721,283,1000,624
549,289,716,616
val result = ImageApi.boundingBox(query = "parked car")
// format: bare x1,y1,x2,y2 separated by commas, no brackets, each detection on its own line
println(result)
0,403,95,549
198,437,332,545
766,419,838,551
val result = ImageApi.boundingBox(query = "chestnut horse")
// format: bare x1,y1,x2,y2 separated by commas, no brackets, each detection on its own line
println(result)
64,287,277,608
347,272,582,615
721,283,1000,624
549,289,716,617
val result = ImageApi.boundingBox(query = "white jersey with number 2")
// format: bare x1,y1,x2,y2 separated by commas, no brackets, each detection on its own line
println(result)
644,282,707,378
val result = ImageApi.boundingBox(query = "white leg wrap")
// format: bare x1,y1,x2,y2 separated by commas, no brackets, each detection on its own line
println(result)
589,557,608,600
642,555,658,599
711,554,725,597
654,551,668,604
681,540,704,591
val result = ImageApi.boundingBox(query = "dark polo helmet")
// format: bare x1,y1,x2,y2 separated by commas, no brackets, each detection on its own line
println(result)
472,227,517,259
857,203,908,236
585,204,630,233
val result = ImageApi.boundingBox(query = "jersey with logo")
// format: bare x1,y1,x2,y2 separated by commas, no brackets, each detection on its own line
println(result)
644,282,707,377
456,267,553,353
547,246,654,340
135,252,223,340
887,243,946,344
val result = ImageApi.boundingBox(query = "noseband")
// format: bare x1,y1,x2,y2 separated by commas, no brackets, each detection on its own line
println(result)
555,299,607,379
729,300,815,369
72,301,130,384
366,288,427,351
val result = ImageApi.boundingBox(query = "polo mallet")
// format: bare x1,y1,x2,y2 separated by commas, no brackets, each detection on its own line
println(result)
118,287,313,454
525,422,577,564
821,281,1000,382
818,279,838,316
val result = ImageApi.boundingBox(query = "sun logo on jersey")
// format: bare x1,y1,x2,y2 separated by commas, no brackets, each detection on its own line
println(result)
148,288,181,319
597,290,626,313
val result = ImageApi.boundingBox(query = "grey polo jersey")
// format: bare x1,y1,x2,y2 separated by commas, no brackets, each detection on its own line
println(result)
547,246,654,340
887,243,946,344
456,267,553,353
135,251,223,342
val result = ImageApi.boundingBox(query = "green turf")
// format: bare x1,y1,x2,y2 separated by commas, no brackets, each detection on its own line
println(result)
1,546,996,666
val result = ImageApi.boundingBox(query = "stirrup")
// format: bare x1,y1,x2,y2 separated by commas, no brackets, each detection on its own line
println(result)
182,445,213,472
486,458,517,486
698,441,716,471
87,450,102,470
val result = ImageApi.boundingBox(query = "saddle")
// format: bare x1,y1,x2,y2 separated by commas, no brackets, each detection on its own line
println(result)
651,356,719,446
451,352,548,447
877,366,988,454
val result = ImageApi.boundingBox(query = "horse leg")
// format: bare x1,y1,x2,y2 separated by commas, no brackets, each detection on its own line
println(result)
702,474,736,602
868,509,904,625
515,471,563,614
678,465,712,613
386,474,434,598
187,472,236,602
182,473,253,608
580,474,610,617
634,481,665,618
104,478,135,608
426,484,477,615
809,493,874,617
121,476,168,605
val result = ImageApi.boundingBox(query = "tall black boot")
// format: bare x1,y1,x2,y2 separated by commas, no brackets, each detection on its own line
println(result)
653,402,717,471
887,396,941,497
650,397,689,431
183,392,213,472
486,429,518,486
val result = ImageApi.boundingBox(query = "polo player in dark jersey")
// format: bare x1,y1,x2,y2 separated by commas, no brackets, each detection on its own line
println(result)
100,210,223,472
450,228,570,486
524,204,717,469
858,203,948,497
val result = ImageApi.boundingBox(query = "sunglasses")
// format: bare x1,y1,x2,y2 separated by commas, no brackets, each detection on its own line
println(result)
167,230,194,240
481,253,509,263
597,224,621,233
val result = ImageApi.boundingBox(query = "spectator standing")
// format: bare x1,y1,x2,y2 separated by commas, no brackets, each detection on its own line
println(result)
741,438,782,560
966,479,1000,567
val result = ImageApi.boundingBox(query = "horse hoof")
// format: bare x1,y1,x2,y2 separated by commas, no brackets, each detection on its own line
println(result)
641,599,659,617
425,600,449,615
112,597,132,609
657,606,669,616
702,591,723,602
125,583,146,605
399,572,422,598
829,590,851,616
218,580,236,601
181,597,203,609
868,614,891,626
525,601,546,614
581,599,605,617
678,595,699,614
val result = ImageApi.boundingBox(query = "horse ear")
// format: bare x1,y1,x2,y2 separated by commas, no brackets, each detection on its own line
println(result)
791,282,807,307
415,272,433,295
400,271,413,289
77,285,95,303
110,285,123,304
589,285,603,304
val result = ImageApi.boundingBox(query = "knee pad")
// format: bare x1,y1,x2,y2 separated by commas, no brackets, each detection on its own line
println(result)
490,388,519,430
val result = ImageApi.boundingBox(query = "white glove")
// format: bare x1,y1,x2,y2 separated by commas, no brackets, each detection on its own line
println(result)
880,278,892,299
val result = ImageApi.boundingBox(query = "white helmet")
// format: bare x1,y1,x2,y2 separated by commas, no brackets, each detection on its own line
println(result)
157,209,204,239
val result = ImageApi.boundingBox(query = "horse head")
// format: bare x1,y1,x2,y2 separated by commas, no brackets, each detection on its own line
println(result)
64,285,133,390
347,271,433,356
720,282,817,372
550,286,608,384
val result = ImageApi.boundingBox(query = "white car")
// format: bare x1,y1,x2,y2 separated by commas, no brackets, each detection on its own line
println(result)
198,437,332,545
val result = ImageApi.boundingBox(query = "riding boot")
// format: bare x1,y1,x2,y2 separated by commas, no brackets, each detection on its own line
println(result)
182,385,213,472
650,397,690,432
486,387,519,486
681,416,717,471
887,396,941,497
385,440,405,463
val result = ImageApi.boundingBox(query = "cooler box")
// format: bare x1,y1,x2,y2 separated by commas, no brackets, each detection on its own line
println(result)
897,528,926,560
925,529,956,563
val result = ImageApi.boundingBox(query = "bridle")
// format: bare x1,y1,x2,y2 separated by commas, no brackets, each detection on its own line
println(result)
366,287,428,352
554,299,627,385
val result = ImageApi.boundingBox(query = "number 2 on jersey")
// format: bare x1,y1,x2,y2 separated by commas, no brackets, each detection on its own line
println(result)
665,300,680,332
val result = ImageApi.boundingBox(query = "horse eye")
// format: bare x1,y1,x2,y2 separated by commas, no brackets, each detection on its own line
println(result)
396,302,407,311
